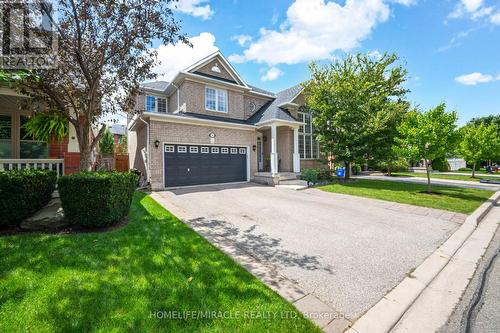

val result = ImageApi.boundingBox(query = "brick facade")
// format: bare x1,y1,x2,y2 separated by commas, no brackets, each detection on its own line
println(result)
148,120,258,190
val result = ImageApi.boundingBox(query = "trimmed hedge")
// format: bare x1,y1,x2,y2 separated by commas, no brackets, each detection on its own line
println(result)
0,169,57,227
58,172,138,227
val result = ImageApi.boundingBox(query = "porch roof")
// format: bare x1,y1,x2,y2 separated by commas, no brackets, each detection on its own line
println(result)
247,84,303,125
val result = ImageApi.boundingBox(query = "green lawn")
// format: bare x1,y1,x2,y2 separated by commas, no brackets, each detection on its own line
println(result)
0,192,320,333
317,179,493,214
392,172,500,183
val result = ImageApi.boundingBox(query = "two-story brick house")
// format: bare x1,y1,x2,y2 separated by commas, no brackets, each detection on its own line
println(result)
128,51,324,190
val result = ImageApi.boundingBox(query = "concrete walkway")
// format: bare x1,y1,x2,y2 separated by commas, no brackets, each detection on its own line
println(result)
151,183,465,331
354,174,500,191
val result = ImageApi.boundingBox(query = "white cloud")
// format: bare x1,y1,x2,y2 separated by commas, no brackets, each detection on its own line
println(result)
229,0,395,66
367,49,383,60
389,0,417,6
448,0,500,25
261,67,284,81
454,72,498,85
151,32,219,81
231,34,252,46
170,0,214,20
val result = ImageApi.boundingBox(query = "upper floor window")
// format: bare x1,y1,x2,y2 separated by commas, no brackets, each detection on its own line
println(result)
298,111,319,159
146,95,166,113
205,86,227,113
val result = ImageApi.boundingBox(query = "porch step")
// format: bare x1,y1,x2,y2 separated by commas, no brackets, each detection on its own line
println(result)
275,179,308,191
279,179,307,186
278,173,298,181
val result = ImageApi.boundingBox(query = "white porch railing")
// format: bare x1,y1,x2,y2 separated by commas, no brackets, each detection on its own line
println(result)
0,159,65,177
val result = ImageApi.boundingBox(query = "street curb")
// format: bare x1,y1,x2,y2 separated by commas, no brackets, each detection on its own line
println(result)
345,191,500,333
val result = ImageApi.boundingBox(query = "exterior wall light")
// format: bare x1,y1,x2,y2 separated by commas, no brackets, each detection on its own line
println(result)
154,140,160,148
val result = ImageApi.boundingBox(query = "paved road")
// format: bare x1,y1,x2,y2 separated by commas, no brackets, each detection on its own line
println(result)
355,175,500,191
440,207,500,333
441,172,500,178
155,183,461,321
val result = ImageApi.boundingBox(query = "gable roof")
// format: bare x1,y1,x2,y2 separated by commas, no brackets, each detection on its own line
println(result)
184,51,248,88
141,81,170,92
247,84,303,125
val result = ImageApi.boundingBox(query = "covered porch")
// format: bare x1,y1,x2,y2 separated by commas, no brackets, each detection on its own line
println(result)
254,120,301,185
0,87,76,176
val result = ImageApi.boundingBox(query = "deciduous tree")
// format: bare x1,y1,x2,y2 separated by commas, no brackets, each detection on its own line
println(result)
396,104,458,193
4,0,188,170
303,53,409,179
458,123,500,177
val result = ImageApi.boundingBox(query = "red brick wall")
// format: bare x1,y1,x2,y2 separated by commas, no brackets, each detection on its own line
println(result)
48,137,80,174
64,152,80,175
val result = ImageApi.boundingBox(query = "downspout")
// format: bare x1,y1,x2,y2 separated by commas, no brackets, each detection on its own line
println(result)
138,115,150,184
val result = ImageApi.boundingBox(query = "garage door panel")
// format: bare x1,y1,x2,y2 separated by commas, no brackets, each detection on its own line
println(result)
165,144,247,187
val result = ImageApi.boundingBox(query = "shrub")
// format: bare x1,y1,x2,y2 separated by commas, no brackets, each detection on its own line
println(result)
352,164,362,175
458,167,472,171
0,169,57,227
317,168,333,181
431,156,450,172
300,168,319,185
58,172,138,227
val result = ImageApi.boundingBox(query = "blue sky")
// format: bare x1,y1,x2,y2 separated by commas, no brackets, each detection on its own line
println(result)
154,0,500,125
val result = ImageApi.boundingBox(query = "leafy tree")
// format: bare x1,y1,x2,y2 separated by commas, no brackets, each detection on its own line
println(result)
304,53,409,179
458,123,500,177
117,135,128,155
396,104,458,193
468,115,500,138
3,0,188,170
99,128,114,156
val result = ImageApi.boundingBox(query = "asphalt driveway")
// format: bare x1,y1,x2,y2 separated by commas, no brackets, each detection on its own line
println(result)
154,183,461,321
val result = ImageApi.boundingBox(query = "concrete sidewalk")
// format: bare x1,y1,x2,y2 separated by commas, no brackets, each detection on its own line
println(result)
441,172,500,178
354,175,500,191
346,191,500,333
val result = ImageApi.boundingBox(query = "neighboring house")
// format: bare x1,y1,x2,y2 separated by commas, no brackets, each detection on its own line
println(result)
128,51,325,190
447,158,466,171
110,124,127,154
0,86,91,175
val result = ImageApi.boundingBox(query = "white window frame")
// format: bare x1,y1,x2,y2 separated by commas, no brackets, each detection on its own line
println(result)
211,147,219,153
230,148,238,154
239,148,246,154
205,86,228,113
298,111,319,159
201,147,209,153
221,147,229,154
145,95,167,113
177,146,187,153
189,146,198,153
165,145,174,153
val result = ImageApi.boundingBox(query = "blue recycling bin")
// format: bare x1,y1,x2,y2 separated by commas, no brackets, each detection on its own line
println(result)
336,167,345,178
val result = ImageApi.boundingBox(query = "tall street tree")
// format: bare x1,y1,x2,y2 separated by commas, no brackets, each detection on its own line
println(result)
396,103,458,193
4,0,188,170
303,53,409,179
458,123,500,177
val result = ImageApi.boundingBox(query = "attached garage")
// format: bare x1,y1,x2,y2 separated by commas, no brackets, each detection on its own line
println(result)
164,143,249,187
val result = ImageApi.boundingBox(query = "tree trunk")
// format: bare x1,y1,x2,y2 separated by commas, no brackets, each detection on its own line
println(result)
472,162,476,178
344,161,351,180
79,139,93,171
424,159,432,194
387,163,392,177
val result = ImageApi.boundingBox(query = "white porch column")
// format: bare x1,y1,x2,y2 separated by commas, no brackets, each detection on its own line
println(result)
270,124,278,175
293,127,301,173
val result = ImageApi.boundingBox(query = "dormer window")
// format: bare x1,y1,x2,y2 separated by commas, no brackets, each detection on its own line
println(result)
146,95,166,113
205,86,227,113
